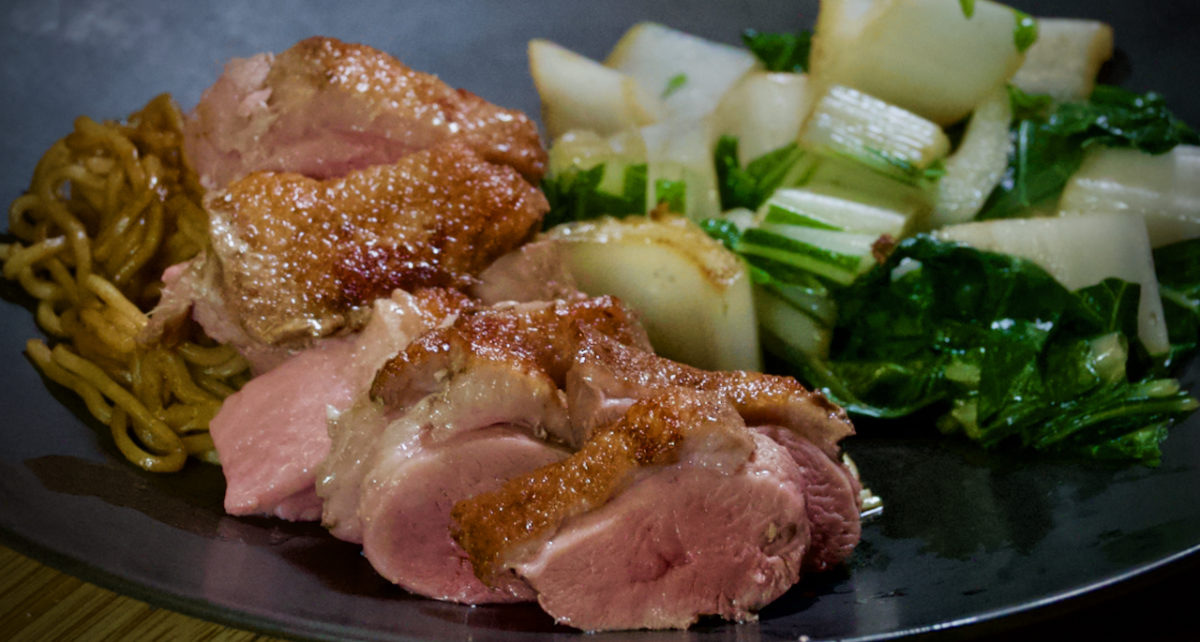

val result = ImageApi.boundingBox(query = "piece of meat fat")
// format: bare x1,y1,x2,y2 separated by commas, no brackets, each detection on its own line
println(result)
212,289,453,520
184,36,546,190
203,142,547,347
470,240,584,306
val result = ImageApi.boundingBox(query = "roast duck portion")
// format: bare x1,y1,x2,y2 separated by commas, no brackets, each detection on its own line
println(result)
164,37,864,631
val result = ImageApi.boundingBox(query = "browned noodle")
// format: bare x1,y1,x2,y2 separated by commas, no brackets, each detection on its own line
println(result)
2,94,248,472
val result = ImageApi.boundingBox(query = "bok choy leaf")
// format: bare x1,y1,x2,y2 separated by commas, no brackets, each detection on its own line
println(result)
704,223,1200,465
741,28,812,73
978,85,1200,220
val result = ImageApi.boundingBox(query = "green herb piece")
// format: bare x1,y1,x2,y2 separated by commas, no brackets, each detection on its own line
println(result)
662,73,688,98
654,178,687,213
713,136,808,211
541,162,647,228
741,28,812,73
959,0,976,19
699,217,742,252
1013,11,1038,53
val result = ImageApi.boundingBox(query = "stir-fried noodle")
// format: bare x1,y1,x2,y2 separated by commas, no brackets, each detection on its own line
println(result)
1,94,247,472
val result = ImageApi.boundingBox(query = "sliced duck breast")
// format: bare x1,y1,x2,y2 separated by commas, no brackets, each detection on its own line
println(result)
752,426,863,572
317,296,653,601
211,289,460,520
452,389,811,629
360,426,568,603
200,142,547,350
320,297,649,539
184,36,546,190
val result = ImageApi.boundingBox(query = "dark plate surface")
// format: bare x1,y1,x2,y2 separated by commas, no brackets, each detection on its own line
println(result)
2,1,1198,640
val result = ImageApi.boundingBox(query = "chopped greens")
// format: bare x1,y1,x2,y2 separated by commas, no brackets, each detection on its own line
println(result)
1012,11,1038,53
978,85,1200,220
959,0,976,19
653,178,687,213
662,73,688,98
701,217,1200,464
741,28,812,73
541,162,647,229
714,136,808,211
790,236,1197,463
1153,238,1200,371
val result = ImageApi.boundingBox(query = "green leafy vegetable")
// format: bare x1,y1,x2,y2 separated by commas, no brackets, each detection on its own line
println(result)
978,85,1200,220
541,162,647,229
653,178,686,213
663,73,688,98
723,232,1200,464
741,28,812,73
1153,238,1200,371
1012,11,1038,53
959,0,976,19
714,136,808,211
699,218,742,253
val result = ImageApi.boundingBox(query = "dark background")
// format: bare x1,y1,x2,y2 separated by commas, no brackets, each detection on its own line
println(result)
2,1,1198,640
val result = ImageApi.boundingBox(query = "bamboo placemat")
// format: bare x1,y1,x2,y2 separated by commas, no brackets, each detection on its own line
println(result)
0,545,281,642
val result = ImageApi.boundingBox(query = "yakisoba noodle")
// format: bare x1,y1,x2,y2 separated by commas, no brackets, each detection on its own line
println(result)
0,94,249,472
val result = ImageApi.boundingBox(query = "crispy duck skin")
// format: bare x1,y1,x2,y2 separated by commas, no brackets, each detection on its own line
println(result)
566,329,854,458
204,142,547,347
369,295,652,414
185,36,546,190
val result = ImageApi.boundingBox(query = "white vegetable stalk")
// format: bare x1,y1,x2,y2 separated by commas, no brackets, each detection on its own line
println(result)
642,117,721,221
715,71,814,164
741,223,880,286
800,85,950,184
606,22,761,119
810,0,1027,125
529,39,663,140
803,154,934,227
1058,145,1200,248
547,129,646,176
755,286,832,360
934,213,1170,356
544,216,762,372
761,187,908,238
931,87,1014,228
1011,18,1114,102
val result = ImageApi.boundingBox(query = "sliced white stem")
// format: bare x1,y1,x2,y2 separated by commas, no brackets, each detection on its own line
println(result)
761,187,908,238
641,116,721,221
715,71,814,164
1058,145,1200,247
1012,18,1114,102
605,22,760,119
810,0,1027,125
935,214,1170,355
545,215,761,372
932,87,1014,228
800,85,950,183
529,39,664,140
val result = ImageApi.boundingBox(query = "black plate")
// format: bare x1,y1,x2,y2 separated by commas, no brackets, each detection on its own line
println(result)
2,1,1198,640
